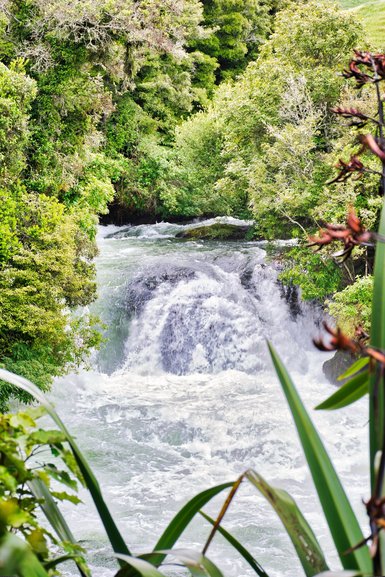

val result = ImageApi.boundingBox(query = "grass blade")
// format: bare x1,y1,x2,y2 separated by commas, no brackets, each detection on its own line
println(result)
267,343,372,574
315,370,369,411
199,511,270,577
118,482,233,577
0,369,130,566
246,470,328,577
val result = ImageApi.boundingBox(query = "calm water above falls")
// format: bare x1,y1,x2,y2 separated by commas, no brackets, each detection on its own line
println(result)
52,218,369,577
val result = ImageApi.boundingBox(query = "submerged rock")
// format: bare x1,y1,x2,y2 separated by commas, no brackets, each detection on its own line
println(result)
176,223,253,241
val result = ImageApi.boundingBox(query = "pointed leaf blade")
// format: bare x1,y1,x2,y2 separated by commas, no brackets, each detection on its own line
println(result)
267,343,371,574
199,511,270,577
315,370,369,411
28,478,89,577
369,206,385,489
246,470,328,577
158,549,224,577
115,555,166,577
140,482,233,569
337,358,368,381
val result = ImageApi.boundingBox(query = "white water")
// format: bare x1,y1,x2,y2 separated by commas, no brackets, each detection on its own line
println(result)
51,218,369,577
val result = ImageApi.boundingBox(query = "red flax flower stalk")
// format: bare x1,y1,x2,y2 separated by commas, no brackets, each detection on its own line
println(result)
315,51,385,574
308,208,373,261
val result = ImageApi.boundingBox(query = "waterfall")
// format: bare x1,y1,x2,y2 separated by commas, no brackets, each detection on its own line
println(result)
52,218,368,577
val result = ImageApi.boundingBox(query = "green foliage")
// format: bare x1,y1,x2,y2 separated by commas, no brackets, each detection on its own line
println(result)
327,276,373,335
268,343,372,573
0,190,102,409
190,0,272,81
0,0,218,403
162,0,362,222
0,405,87,573
315,370,369,411
279,246,343,301
160,109,232,216
340,0,385,49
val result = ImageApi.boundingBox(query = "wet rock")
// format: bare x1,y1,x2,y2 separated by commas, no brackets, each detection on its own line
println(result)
125,266,196,315
281,284,302,318
322,350,357,385
175,223,253,241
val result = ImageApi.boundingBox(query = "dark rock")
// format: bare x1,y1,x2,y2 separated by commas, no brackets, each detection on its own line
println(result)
175,223,253,241
125,266,196,315
322,350,357,385
281,284,302,318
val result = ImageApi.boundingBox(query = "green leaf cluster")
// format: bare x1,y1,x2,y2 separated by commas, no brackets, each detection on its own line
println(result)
0,405,88,574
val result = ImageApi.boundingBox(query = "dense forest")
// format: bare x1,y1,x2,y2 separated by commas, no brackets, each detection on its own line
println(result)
0,0,381,406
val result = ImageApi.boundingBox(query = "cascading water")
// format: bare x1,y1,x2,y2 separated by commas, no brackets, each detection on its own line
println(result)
52,217,368,577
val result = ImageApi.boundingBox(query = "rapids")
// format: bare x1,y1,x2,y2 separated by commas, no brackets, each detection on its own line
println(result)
52,217,369,577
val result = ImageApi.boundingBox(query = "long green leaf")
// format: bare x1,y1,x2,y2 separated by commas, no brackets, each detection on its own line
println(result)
29,478,76,543
199,511,270,577
0,369,130,567
139,482,233,569
267,343,371,574
315,371,369,411
158,549,224,577
337,358,369,381
115,555,166,577
369,204,385,491
314,573,362,577
28,478,88,577
246,470,328,577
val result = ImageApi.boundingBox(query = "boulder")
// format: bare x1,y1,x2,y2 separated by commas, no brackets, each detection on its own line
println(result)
176,223,253,241
322,350,357,385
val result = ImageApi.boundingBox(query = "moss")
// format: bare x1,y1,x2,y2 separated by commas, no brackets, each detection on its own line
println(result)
176,223,253,240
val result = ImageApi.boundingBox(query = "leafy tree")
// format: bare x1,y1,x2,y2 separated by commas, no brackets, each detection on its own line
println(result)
0,0,213,403
163,0,361,223
190,0,272,81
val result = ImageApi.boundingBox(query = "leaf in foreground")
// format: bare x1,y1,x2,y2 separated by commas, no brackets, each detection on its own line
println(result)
315,370,369,411
246,470,328,577
158,549,224,577
140,482,233,569
0,368,130,567
0,532,49,577
337,357,369,381
199,510,270,577
28,478,89,577
267,343,371,574
115,555,166,577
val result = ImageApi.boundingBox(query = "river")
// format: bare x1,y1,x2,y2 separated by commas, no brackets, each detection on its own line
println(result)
51,217,369,577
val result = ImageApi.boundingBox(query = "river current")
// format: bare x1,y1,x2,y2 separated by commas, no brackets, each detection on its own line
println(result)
51,217,369,577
